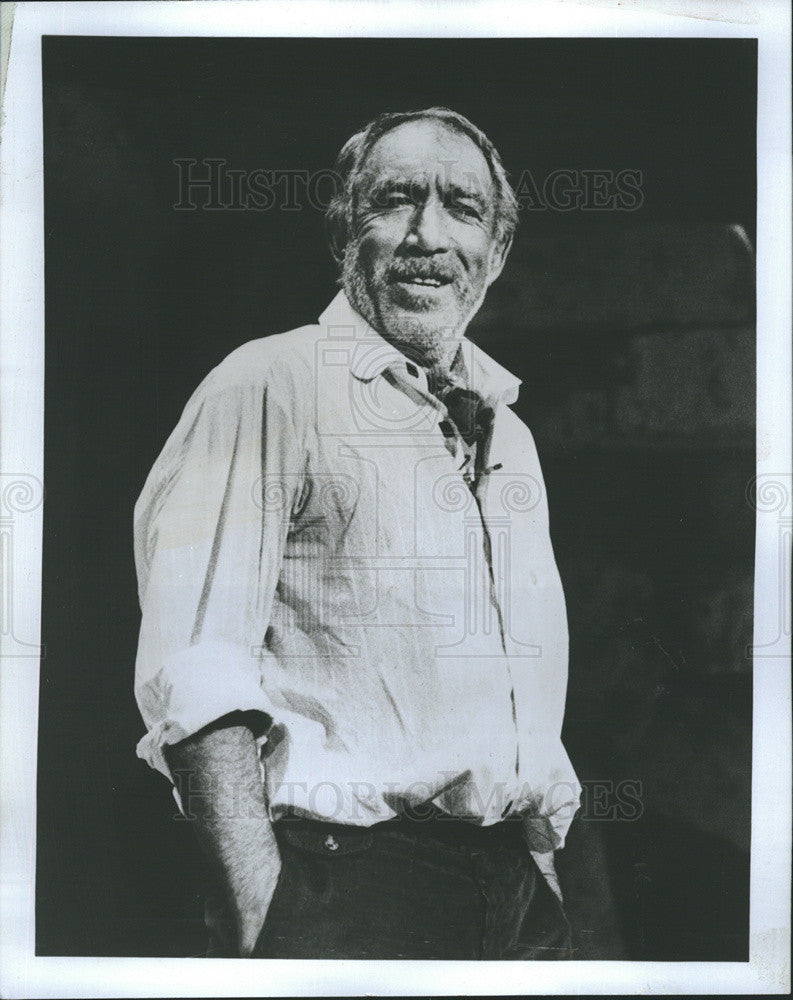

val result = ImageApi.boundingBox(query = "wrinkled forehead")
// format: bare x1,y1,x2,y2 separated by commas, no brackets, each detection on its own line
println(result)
356,119,496,203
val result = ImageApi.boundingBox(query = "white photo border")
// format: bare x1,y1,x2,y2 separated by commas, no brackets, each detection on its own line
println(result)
1,1,790,996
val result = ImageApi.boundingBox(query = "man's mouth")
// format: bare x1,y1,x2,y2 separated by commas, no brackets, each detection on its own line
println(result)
391,273,453,288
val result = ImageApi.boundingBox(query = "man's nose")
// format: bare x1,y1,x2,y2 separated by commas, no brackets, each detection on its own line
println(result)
405,199,449,253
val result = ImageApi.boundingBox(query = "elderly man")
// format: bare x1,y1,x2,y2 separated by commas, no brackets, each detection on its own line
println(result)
134,107,580,959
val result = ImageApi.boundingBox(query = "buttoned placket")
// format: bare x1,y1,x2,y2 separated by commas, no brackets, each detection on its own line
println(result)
386,361,522,813
391,361,508,642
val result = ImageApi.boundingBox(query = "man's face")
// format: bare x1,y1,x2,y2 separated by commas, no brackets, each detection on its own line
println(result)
342,119,511,369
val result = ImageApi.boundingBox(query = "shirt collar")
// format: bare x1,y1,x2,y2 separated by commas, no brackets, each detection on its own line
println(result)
318,290,521,406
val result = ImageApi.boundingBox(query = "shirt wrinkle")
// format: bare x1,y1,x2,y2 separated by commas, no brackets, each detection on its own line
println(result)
191,417,243,644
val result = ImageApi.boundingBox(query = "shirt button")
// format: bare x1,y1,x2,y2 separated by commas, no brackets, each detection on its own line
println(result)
324,834,339,852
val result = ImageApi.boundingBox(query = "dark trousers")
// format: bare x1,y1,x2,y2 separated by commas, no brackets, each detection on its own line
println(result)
206,813,572,960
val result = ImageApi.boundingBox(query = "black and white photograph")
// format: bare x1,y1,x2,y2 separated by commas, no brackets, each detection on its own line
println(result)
0,1,790,996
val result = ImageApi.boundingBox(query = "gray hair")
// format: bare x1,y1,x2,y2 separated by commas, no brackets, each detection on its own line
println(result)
325,107,519,266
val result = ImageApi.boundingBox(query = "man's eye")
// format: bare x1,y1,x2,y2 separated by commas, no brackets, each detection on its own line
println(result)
453,201,482,219
383,192,411,207
369,188,412,209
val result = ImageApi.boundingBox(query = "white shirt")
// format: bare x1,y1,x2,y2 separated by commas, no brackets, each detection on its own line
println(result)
134,291,581,849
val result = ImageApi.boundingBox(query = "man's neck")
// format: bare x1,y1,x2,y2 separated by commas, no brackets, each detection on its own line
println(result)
344,287,467,386
425,344,470,397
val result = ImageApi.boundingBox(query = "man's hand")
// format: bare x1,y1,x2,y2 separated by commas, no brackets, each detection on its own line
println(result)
164,716,281,956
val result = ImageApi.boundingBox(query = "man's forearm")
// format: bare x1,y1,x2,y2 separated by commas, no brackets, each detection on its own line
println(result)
164,719,280,955
530,850,563,902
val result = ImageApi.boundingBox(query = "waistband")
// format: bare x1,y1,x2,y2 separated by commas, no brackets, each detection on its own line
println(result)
274,804,525,854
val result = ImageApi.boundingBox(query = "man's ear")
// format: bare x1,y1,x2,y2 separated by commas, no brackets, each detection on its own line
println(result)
325,211,349,268
486,232,513,286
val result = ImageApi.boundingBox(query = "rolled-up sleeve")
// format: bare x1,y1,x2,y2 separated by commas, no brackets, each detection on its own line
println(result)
133,365,303,782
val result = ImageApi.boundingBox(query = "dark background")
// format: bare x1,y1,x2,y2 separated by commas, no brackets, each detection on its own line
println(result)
39,37,756,959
